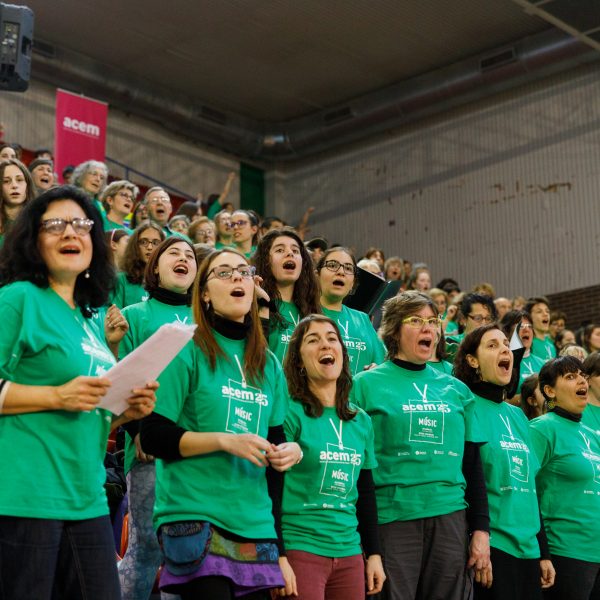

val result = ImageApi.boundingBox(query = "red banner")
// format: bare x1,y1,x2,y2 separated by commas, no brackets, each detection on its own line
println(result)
54,89,108,183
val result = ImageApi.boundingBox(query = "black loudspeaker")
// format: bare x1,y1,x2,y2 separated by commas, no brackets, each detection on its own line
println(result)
0,3,33,92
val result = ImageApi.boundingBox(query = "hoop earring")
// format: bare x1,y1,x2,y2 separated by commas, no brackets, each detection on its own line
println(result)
300,367,306,376
547,398,556,410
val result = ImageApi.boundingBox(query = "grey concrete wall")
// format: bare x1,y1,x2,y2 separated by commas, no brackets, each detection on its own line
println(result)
269,63,600,298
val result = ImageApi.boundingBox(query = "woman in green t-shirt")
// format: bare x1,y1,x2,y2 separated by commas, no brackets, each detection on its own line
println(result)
112,222,165,309
531,356,600,599
117,236,198,600
140,249,301,600
0,185,157,600
280,314,385,598
316,247,386,376
254,227,321,364
454,324,555,599
351,291,491,600
500,310,546,402
231,209,259,259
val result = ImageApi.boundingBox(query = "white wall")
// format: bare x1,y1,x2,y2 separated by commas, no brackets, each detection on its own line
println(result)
269,63,600,298
0,79,240,203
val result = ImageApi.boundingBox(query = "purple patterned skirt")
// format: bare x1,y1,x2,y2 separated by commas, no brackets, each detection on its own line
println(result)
159,522,284,597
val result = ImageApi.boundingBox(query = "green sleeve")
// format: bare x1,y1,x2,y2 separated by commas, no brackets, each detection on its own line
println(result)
154,348,193,424
268,356,288,427
207,198,221,219
283,401,302,442
529,422,553,469
362,410,378,470
0,291,25,378
118,307,135,359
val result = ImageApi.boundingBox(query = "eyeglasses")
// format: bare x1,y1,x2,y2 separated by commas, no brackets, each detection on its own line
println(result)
196,229,215,238
230,220,249,229
208,265,256,280
519,323,533,330
40,218,94,235
138,238,161,248
402,316,442,329
468,314,494,324
148,196,170,205
323,260,356,275
116,191,135,201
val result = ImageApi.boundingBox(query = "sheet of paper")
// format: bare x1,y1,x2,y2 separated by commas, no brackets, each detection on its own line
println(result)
99,322,197,415
509,324,524,352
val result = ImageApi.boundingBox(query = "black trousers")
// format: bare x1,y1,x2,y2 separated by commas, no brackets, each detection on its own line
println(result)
474,546,541,600
544,554,600,600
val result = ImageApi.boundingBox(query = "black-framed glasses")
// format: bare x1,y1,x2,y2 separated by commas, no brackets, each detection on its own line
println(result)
40,218,94,235
208,265,256,280
323,259,356,275
230,220,249,229
468,314,493,324
138,238,161,248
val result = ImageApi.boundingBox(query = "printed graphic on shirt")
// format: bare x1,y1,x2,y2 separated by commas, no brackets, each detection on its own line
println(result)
337,320,367,375
223,378,268,435
318,442,361,500
499,415,530,483
404,383,450,445
279,311,299,356
80,319,115,376
580,431,600,486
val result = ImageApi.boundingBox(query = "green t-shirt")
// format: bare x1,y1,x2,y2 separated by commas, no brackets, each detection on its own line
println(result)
215,240,235,250
153,332,287,539
110,271,149,309
351,361,482,523
582,403,600,436
102,213,131,233
427,359,454,375
530,412,600,562
0,282,116,519
282,401,377,557
531,336,556,361
321,305,385,376
268,300,301,365
517,353,546,393
163,226,193,244
445,332,464,363
445,320,459,335
120,297,194,474
472,394,541,559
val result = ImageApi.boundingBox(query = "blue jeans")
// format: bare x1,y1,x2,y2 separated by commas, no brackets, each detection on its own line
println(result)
0,514,120,600
118,461,179,600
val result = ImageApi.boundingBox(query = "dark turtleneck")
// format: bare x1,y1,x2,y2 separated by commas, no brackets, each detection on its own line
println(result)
551,405,582,423
392,358,426,371
469,380,507,403
210,312,251,340
149,286,190,306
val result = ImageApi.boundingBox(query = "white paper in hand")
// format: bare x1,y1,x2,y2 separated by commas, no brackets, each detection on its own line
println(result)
509,325,524,352
99,322,197,415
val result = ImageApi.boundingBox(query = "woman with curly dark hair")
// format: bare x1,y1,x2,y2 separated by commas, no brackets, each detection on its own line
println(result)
0,185,156,599
253,227,321,364
111,222,165,308
279,314,385,598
